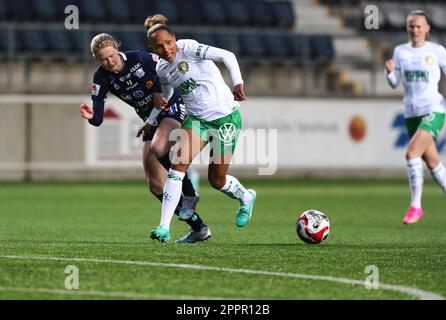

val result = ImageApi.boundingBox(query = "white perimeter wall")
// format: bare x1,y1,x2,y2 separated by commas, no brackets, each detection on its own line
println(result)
1,95,445,180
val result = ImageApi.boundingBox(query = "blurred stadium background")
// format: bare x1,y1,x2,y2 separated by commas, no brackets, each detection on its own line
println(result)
1,0,446,181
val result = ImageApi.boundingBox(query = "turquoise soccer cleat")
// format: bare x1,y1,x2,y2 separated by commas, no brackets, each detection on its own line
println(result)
236,189,256,228
149,225,171,243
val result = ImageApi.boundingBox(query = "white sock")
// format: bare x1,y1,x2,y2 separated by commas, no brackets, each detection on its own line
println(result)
220,175,252,205
430,162,446,194
160,169,185,230
407,158,423,208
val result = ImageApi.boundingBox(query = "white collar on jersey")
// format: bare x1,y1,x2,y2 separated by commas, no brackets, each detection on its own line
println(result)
118,52,128,61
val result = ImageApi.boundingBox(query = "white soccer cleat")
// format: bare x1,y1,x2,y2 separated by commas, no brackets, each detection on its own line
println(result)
175,225,211,243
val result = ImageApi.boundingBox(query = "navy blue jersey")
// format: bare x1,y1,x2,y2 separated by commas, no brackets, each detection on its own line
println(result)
89,49,182,126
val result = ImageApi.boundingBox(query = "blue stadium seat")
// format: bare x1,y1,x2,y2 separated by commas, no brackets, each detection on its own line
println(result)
120,31,147,51
32,0,58,22
248,1,276,27
0,0,9,22
105,0,131,24
224,0,251,27
309,35,335,64
175,0,203,25
273,1,296,29
129,0,155,23
382,2,406,30
426,4,446,31
238,34,266,58
69,30,89,53
46,30,72,52
214,33,239,54
263,34,290,58
0,30,8,53
18,30,48,52
153,0,180,25
201,0,226,26
288,34,307,61
194,33,217,47
11,0,32,21
80,0,106,23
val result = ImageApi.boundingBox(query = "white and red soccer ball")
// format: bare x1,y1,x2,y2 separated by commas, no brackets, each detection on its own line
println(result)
296,210,330,244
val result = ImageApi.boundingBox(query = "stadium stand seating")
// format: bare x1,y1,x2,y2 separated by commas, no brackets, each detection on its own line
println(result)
224,0,251,27
32,0,58,22
128,0,155,23
46,30,72,53
154,0,181,25
201,0,227,26
81,0,107,23
0,0,346,96
105,0,131,24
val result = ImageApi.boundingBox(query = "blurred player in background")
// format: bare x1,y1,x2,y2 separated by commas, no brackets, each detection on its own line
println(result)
80,33,211,243
385,11,446,224
141,14,256,243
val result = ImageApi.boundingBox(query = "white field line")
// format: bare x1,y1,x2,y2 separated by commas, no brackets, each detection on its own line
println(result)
1,255,444,300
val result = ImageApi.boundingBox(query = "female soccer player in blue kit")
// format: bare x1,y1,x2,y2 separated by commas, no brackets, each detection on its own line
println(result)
80,33,211,243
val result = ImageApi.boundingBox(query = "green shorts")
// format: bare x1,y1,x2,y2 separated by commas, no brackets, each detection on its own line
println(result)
182,109,242,155
405,112,445,139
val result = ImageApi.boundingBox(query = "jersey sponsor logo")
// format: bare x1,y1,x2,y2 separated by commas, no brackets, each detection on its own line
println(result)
91,84,100,96
178,61,190,74
126,82,138,90
120,94,132,101
136,95,153,108
196,44,209,59
119,73,132,82
113,83,121,90
404,70,429,83
133,90,145,99
177,78,199,95
135,68,145,78
129,63,142,74
218,123,237,145
146,80,154,90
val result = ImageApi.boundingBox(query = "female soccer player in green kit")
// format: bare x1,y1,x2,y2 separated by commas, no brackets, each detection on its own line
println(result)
386,11,446,224
141,14,257,242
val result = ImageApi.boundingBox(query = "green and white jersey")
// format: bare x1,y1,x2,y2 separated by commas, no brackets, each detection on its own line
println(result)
156,39,243,122
386,41,446,117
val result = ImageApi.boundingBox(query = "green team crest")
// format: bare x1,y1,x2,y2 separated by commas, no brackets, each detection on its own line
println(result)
178,61,190,74
424,56,434,66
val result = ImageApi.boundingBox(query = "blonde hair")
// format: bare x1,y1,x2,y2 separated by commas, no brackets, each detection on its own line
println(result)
90,33,120,57
144,13,173,39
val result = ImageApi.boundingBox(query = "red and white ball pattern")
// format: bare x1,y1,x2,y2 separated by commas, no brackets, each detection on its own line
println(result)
296,210,330,244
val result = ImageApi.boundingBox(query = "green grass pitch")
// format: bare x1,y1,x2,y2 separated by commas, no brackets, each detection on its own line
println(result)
0,179,445,300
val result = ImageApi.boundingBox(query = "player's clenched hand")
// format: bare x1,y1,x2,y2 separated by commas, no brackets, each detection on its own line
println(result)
153,92,168,109
385,59,394,73
80,104,94,120
233,83,246,101
137,123,152,138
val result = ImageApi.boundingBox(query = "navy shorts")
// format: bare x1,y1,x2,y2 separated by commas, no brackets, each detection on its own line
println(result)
143,102,187,142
